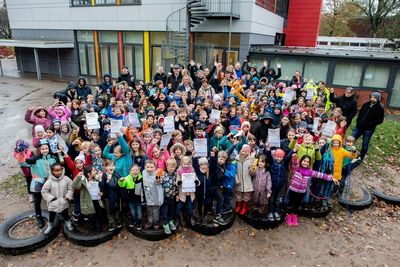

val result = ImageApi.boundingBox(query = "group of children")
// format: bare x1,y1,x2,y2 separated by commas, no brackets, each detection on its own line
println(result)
14,60,361,235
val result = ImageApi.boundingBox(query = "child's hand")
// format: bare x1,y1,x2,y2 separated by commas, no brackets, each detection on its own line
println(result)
119,177,125,181
28,106,35,111
332,177,339,186
294,143,300,152
99,192,103,197
265,142,271,151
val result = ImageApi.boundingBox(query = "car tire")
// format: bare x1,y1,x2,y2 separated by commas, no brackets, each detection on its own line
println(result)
372,189,400,206
338,187,373,210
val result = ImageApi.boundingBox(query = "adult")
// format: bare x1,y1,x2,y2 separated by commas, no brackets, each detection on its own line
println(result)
329,87,358,126
351,92,385,160
259,61,282,84
118,66,135,87
53,82,77,104
76,77,92,99
252,113,273,145
153,66,167,85
166,65,183,93
99,74,113,93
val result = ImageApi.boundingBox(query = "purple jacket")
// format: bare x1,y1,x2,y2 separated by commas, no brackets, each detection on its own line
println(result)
48,105,71,123
25,106,52,136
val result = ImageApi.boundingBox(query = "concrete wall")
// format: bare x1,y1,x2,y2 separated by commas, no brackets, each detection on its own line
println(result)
16,47,79,77
7,0,284,35
239,33,275,61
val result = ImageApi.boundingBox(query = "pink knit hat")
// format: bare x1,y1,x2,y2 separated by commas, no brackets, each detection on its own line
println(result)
273,149,285,158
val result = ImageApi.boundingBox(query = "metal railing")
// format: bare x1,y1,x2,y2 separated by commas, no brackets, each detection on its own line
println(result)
204,0,240,16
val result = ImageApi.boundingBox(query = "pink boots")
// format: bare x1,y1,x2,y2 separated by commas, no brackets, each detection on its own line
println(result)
286,214,299,226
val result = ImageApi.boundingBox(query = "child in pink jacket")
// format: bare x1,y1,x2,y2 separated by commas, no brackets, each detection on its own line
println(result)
146,139,170,171
48,101,72,123
25,105,52,137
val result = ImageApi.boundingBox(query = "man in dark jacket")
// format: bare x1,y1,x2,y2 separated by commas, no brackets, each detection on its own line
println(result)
253,113,273,144
351,92,385,160
153,65,167,85
76,77,92,99
329,87,358,126
99,74,113,92
118,66,135,87
166,65,182,93
259,61,282,84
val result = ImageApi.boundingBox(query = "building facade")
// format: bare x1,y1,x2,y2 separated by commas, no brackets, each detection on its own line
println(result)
4,0,293,82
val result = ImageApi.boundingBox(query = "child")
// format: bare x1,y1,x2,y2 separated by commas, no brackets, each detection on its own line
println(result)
72,165,103,232
169,143,186,166
25,105,52,137
142,159,164,230
20,140,57,228
340,135,357,194
289,133,321,169
176,156,200,226
13,140,34,202
160,158,178,234
103,132,133,177
265,145,293,221
48,101,72,123
193,156,212,226
146,138,170,171
41,163,74,235
235,145,254,215
119,164,143,230
249,155,272,217
286,155,337,226
100,160,122,231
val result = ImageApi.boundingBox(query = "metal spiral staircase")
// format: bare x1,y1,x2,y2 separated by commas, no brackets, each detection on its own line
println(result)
163,0,239,66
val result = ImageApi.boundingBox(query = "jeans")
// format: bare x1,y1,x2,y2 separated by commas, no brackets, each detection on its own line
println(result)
351,127,375,159
175,196,193,219
223,188,233,210
268,185,283,213
161,198,175,225
33,192,42,217
210,187,223,214
128,201,142,224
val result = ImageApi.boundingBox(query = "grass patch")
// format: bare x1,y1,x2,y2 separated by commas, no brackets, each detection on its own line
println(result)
0,173,27,198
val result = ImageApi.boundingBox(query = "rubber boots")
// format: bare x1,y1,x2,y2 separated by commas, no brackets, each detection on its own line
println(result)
286,214,293,226
235,201,243,213
292,214,299,226
239,202,248,215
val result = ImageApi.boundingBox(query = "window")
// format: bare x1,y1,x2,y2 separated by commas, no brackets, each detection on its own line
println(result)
270,57,303,80
71,0,91,6
78,44,88,75
303,60,329,83
76,30,96,77
333,62,363,87
99,31,118,43
120,0,141,4
389,70,400,107
95,0,116,4
77,31,94,42
71,0,141,6
123,32,144,80
363,64,390,88
256,0,289,18
123,32,143,44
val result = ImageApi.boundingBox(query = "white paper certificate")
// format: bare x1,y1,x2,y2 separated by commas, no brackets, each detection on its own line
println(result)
86,112,100,130
181,173,196,193
194,138,208,157
268,128,281,148
164,116,175,133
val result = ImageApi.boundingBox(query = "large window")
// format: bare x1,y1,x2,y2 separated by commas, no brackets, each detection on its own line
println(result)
150,32,166,76
389,70,400,108
270,57,304,80
98,31,119,78
333,62,363,87
71,0,140,6
71,0,91,6
363,64,390,88
256,0,289,18
303,60,329,83
77,31,96,76
123,32,144,81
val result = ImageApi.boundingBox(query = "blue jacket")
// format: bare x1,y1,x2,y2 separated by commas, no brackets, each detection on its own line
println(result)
266,149,293,188
193,157,212,201
103,135,133,177
100,172,120,201
223,161,237,190
23,154,57,193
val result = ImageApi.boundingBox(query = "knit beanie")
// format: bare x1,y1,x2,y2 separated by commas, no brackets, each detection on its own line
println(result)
74,152,86,164
273,149,285,158
371,92,381,102
34,125,45,134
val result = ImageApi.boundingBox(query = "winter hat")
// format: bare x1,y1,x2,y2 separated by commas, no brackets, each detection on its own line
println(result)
74,152,86,164
34,125,45,134
170,143,186,156
273,149,285,158
66,82,76,90
241,144,251,154
299,121,308,129
14,139,30,153
142,129,153,138
371,92,381,102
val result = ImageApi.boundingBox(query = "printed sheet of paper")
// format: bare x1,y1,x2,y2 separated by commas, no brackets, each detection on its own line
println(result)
194,138,208,157
86,112,100,130
210,109,221,123
110,119,123,134
128,112,141,128
181,173,196,193
306,89,314,100
322,120,337,137
313,117,321,133
164,116,175,133
268,128,281,148
282,90,295,103
160,133,172,150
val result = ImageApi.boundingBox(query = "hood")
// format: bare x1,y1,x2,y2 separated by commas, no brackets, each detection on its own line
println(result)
77,76,87,88
66,82,76,90
33,105,49,117
260,113,273,122
170,143,186,156
48,167,66,181
61,122,71,131
103,73,111,81
331,134,342,147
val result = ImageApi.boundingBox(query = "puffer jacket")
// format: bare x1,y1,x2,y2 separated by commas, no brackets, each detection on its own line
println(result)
331,134,357,180
41,168,73,213
265,149,293,188
289,166,332,193
250,167,272,196
48,105,71,123
23,154,57,193
25,106,52,136
235,155,255,193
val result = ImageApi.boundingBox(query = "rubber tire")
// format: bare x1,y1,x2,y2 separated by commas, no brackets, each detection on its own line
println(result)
126,222,179,241
338,187,373,210
0,210,60,256
188,212,235,235
372,189,400,206
63,225,121,247
298,206,332,218
239,212,285,230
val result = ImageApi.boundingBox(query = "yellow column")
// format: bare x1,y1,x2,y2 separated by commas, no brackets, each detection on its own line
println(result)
93,31,101,82
91,0,95,6
144,31,151,83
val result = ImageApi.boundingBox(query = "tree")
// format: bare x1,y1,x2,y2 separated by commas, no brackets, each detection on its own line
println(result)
320,0,360,36
349,0,400,37
0,0,11,39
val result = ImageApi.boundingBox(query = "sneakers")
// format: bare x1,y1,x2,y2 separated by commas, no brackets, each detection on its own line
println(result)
136,224,142,231
351,157,361,164
71,212,79,223
221,207,233,215
292,214,298,226
44,223,54,235
286,214,293,226
267,213,275,221
65,220,74,232
213,214,228,226
108,223,115,232
28,194,34,203
36,215,45,228
169,220,177,231
129,221,135,228
273,212,281,221
116,220,122,228
190,216,196,226
163,224,172,235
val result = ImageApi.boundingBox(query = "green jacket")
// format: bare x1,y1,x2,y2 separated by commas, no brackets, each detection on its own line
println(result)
289,139,322,168
71,173,95,215
118,173,143,190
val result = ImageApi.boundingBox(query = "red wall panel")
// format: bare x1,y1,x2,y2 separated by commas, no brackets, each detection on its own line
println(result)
284,0,323,47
